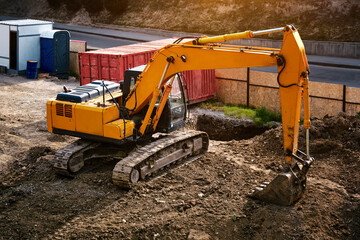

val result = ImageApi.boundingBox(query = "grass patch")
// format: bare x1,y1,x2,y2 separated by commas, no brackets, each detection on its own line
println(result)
224,105,256,119
199,101,224,111
254,106,282,125
199,101,281,126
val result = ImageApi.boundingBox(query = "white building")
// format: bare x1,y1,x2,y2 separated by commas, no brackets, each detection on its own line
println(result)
0,19,53,74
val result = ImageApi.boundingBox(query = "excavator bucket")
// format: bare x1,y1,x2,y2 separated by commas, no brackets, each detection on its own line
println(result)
250,158,314,205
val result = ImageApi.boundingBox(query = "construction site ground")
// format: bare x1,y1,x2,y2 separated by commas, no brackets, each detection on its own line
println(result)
0,74,359,240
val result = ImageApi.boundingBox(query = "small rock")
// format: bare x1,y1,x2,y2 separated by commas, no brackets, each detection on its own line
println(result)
190,200,196,206
122,219,126,223
198,193,204,198
21,166,26,170
155,199,166,204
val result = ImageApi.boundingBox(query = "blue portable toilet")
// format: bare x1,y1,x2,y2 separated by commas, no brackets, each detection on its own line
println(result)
40,30,70,79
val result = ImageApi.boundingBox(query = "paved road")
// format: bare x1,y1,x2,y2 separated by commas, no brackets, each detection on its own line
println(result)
53,23,166,50
54,23,167,42
69,31,140,50
255,65,360,88
308,65,360,87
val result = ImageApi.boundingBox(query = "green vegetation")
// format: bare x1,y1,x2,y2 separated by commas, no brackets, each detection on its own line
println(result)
357,112,360,119
198,101,224,111
199,101,282,126
253,106,282,125
224,105,256,119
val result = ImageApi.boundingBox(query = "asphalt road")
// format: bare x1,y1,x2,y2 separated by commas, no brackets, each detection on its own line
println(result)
255,65,360,88
69,31,139,50
53,23,166,50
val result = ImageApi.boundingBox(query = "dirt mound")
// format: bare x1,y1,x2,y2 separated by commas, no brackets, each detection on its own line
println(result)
0,74,359,239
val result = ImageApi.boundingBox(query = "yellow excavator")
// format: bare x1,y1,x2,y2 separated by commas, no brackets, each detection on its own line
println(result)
47,25,314,205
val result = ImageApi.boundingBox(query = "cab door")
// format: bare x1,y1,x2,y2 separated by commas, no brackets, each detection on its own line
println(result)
167,74,187,129
155,73,188,133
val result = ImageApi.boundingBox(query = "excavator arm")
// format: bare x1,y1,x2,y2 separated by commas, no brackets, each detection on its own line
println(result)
125,25,314,205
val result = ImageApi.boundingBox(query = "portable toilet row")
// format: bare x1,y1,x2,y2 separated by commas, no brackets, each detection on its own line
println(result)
0,19,70,78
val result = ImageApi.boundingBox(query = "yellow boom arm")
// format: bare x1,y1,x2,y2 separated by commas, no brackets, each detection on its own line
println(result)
125,25,310,164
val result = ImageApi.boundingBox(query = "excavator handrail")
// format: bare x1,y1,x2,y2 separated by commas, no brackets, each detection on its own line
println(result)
166,43,281,54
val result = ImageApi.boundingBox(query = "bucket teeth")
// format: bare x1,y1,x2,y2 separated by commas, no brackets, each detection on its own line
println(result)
250,182,269,194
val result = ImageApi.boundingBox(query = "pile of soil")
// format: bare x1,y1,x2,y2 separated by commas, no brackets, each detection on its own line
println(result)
0,74,359,239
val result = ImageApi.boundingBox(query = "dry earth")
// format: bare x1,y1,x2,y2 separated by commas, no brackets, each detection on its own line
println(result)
0,74,359,239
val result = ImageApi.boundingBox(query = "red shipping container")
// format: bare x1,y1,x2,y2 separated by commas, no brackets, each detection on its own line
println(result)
78,38,216,104
182,69,216,103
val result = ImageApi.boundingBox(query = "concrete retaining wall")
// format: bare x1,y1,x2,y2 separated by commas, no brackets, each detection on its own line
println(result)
216,68,360,118
228,39,360,58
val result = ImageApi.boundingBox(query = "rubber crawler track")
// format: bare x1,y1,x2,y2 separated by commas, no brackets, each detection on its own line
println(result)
112,130,209,188
53,139,99,177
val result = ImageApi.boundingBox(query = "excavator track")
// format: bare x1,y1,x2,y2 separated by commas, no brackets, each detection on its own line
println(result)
112,130,209,189
53,139,101,177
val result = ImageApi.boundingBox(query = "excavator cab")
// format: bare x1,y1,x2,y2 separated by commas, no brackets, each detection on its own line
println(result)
123,65,187,134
